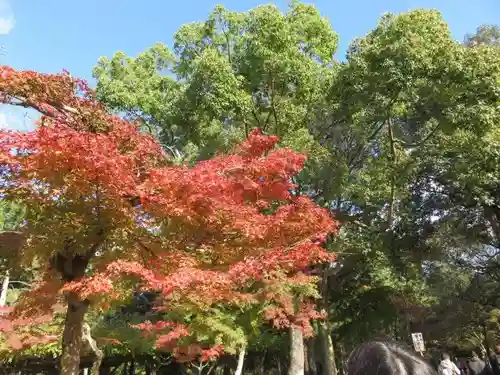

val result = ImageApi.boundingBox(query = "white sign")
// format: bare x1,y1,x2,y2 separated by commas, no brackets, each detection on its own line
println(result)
411,332,425,352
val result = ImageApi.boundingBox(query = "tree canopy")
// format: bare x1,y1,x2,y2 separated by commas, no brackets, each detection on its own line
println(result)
0,65,337,374
0,2,499,375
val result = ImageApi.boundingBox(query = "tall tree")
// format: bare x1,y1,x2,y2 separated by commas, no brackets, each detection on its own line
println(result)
312,8,499,354
0,67,337,375
93,2,337,161
93,2,500,369
93,4,339,373
464,24,500,47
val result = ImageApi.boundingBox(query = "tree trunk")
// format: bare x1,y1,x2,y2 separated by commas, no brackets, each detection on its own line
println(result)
288,326,305,375
145,363,156,375
306,338,318,375
235,343,246,375
82,322,103,375
60,292,89,375
256,355,265,375
318,270,337,375
0,271,9,307
304,343,309,375
483,322,492,359
336,340,345,375
318,321,337,375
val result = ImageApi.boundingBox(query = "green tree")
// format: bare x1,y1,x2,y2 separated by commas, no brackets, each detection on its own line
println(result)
314,9,499,358
0,200,28,306
0,201,24,232
93,2,337,162
93,4,500,372
465,24,500,47
94,4,339,374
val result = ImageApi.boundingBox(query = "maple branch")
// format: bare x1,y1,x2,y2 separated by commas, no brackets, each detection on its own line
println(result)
82,322,103,375
0,68,338,362
8,95,79,118
206,361,217,375
0,230,25,255
84,228,107,259
50,228,106,282
4,280,32,289
124,229,158,258
191,360,210,375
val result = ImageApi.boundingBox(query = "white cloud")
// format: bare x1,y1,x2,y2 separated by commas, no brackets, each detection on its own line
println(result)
0,16,14,35
0,0,14,35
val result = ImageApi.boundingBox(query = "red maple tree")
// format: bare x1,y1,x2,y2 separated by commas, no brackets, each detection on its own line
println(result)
0,66,337,374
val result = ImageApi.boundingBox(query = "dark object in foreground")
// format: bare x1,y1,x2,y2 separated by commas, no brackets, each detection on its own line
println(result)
467,352,487,375
347,341,437,375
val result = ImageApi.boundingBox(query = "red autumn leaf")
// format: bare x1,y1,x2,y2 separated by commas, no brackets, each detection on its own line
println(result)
200,344,224,362
6,332,22,350
0,66,338,360
97,337,123,345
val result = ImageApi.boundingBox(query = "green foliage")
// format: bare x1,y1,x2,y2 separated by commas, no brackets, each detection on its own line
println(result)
88,1,500,359
0,200,25,231
92,306,158,356
312,9,500,348
465,24,500,47
93,2,337,164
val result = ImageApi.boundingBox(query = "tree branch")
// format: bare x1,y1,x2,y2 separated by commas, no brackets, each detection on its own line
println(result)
387,116,397,230
82,322,103,375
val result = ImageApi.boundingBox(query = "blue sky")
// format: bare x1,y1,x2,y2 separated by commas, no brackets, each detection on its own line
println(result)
0,0,498,130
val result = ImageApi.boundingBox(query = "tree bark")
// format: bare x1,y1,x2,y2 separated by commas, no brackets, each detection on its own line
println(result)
483,322,492,359
337,340,347,375
0,271,9,307
304,342,309,375
82,322,103,375
235,343,246,375
306,337,318,375
256,355,266,375
318,270,337,375
288,326,305,375
56,230,103,375
318,321,337,375
60,292,89,375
